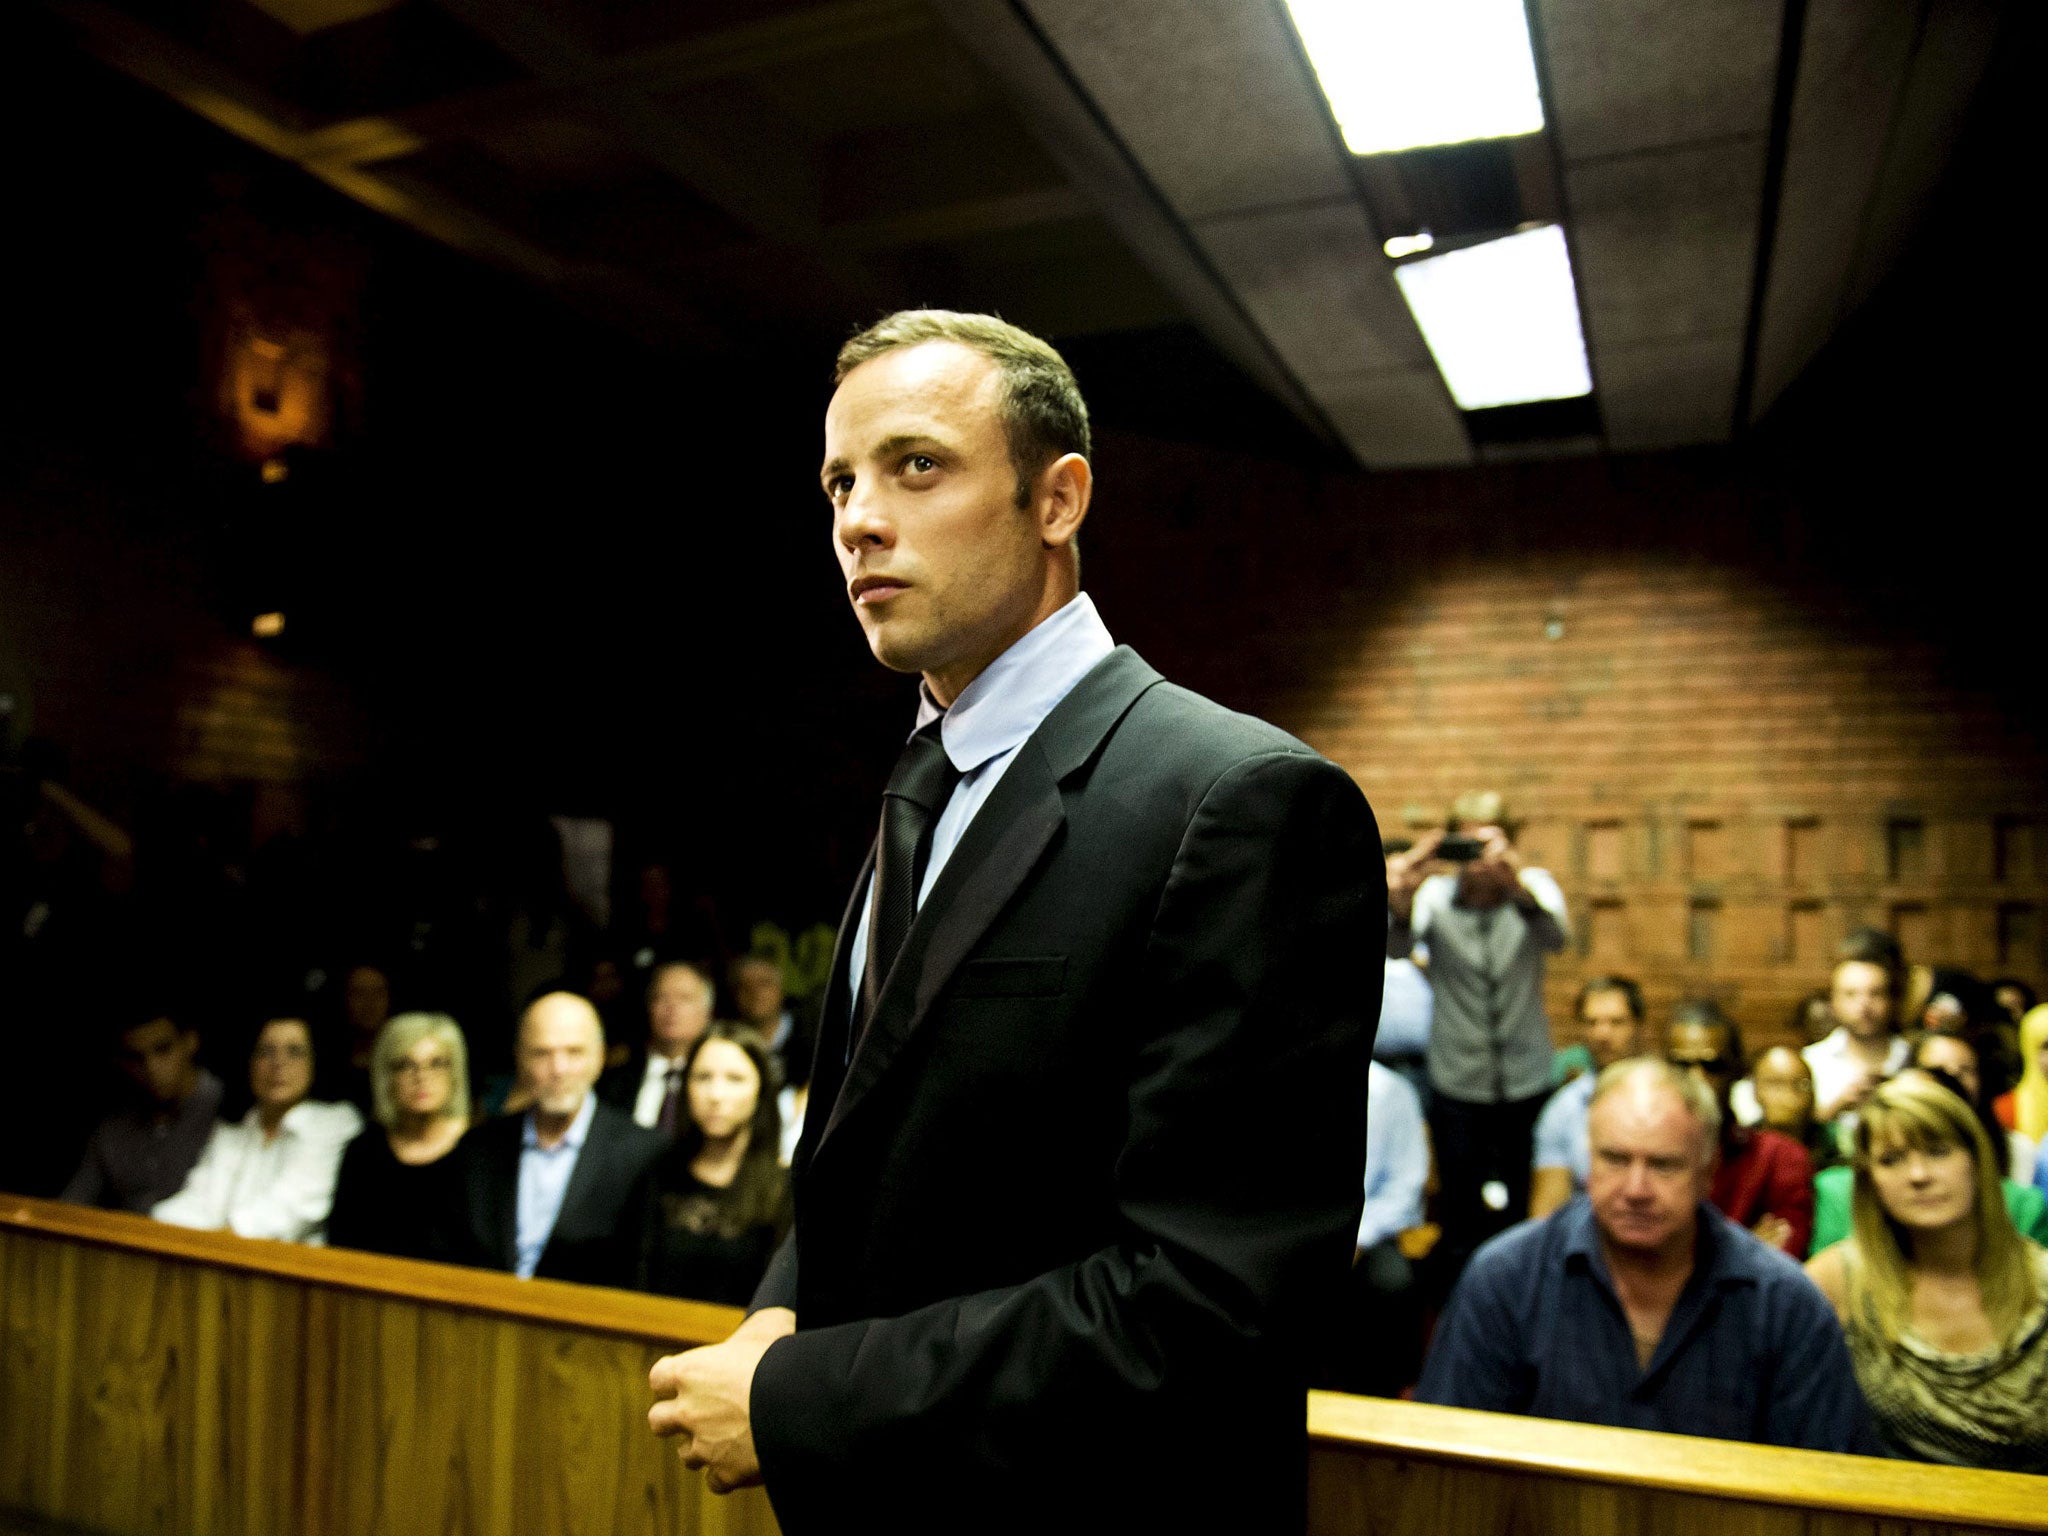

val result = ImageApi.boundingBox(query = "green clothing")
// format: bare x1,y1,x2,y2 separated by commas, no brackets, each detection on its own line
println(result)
1551,1043,1594,1088
1810,1164,2048,1252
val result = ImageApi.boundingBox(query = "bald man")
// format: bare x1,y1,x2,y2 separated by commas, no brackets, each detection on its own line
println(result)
443,992,667,1286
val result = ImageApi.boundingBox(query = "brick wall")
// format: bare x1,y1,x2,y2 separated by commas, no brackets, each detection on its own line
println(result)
1085,435,2048,1055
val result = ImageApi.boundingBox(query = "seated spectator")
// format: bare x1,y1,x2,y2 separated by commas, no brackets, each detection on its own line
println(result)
597,961,713,1137
1417,1058,1876,1452
1805,1072,2048,1472
1991,978,2038,1031
61,1007,222,1213
1746,1045,1841,1172
326,1012,472,1261
1324,1059,1429,1397
1667,1002,1813,1257
336,962,393,1115
1530,976,1643,1218
1371,839,1434,1105
1806,933,1910,1131
1992,1003,2047,1142
153,1017,362,1243
445,992,665,1285
1792,989,1837,1046
1811,1063,2048,1252
728,952,797,1057
1387,793,1571,1278
638,1023,791,1305
1916,1031,2033,1186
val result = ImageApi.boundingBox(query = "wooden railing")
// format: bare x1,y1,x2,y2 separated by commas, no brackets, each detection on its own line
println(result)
5,1195,2042,1536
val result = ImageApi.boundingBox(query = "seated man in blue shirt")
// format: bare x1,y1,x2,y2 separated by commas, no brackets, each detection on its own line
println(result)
1418,1057,1878,1452
1324,1060,1429,1396
1529,976,1645,1218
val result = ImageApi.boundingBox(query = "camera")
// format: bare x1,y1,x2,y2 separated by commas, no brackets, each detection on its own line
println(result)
1436,835,1484,862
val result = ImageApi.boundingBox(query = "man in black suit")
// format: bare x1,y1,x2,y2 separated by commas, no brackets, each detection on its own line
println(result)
595,960,714,1136
444,991,664,1287
648,311,1382,1530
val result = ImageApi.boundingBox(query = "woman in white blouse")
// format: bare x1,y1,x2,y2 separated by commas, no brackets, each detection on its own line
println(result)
153,1016,362,1244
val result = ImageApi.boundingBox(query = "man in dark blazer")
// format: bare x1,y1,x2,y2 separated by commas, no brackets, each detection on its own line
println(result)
444,991,664,1287
649,311,1383,1531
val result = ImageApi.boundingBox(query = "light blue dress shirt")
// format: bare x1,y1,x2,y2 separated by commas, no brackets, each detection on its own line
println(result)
515,1092,596,1279
1531,1070,1596,1191
1373,956,1434,1061
844,593,1115,1014
1359,1061,1428,1250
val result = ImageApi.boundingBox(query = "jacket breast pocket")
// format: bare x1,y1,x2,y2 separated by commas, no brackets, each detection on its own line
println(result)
950,956,1067,998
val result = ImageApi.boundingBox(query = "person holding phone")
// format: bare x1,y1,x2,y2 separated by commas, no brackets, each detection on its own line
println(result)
1388,791,1570,1283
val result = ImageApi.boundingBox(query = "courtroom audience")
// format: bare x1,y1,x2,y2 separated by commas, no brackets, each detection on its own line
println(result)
153,1016,362,1243
61,1006,222,1213
1807,931,1911,1130
597,960,714,1136
1387,792,1571,1278
1530,976,1644,1218
1991,979,2037,1030
1323,1058,1429,1397
443,992,665,1286
638,1022,791,1306
326,1012,471,1260
1806,1071,2048,1472
1417,1058,1877,1452
1666,1002,1814,1257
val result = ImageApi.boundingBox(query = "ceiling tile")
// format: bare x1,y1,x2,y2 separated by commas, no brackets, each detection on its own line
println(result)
1535,0,1779,162
1596,331,1743,449
1319,368,1474,468
1023,0,1350,219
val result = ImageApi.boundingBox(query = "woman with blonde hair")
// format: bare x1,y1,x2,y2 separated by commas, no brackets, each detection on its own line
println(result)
1992,1004,2048,1141
326,1012,472,1260
1805,1070,2048,1470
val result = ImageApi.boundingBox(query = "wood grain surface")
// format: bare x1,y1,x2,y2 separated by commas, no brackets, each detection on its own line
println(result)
6,1198,2043,1536
0,1199,774,1536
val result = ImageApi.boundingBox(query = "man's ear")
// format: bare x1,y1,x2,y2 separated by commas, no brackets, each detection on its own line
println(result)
1036,452,1092,549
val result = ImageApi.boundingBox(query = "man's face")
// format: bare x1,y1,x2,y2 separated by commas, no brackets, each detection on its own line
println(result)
1831,961,1894,1040
648,967,713,1055
519,997,603,1118
344,966,391,1037
822,341,1049,700
1752,1047,1815,1133
1666,1021,1740,1113
1915,1034,1980,1100
1587,1081,1710,1256
1994,983,2030,1025
1579,989,1640,1072
119,1017,199,1104
730,959,784,1027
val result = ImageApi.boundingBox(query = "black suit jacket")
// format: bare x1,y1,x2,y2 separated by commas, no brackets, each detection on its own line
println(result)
749,646,1383,1532
443,1099,666,1288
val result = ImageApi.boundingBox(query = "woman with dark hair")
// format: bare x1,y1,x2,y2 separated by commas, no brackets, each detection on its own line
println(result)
1806,1072,2048,1470
153,1016,362,1244
638,1022,791,1305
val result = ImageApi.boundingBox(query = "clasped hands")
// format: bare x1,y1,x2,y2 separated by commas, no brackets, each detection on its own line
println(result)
648,1306,795,1493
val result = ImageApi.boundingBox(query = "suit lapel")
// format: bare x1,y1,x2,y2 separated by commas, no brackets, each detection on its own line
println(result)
815,646,1163,1154
552,1105,610,1241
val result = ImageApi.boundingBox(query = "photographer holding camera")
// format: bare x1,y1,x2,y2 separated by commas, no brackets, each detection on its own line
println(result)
1387,791,1570,1284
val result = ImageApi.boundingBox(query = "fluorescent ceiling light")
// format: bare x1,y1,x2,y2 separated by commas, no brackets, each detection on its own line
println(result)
1393,224,1591,411
1284,0,1545,155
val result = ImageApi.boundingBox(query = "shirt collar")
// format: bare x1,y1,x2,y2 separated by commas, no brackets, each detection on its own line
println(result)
522,1091,597,1151
912,593,1115,773
1559,1196,1757,1292
241,1099,315,1137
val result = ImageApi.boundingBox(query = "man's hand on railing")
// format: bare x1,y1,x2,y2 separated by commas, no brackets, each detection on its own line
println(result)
648,1306,796,1494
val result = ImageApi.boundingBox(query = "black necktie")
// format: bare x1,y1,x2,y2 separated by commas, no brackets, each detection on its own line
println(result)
861,717,962,1032
655,1063,684,1137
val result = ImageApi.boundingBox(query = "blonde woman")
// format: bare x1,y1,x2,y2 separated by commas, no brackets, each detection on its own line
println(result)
326,1012,472,1260
1805,1071,2048,1470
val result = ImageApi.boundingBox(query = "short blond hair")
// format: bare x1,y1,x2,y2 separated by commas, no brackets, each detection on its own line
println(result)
1589,1056,1721,1158
835,309,1090,506
370,1012,470,1129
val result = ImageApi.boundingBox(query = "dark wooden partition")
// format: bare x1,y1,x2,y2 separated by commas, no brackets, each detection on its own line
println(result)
4,1197,2041,1536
